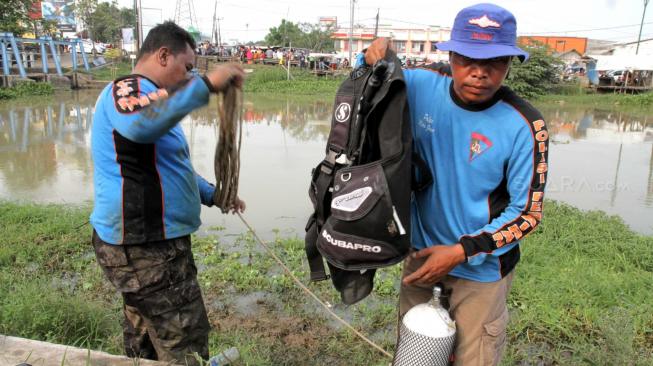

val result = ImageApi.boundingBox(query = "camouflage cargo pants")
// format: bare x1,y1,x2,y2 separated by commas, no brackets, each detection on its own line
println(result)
92,231,210,365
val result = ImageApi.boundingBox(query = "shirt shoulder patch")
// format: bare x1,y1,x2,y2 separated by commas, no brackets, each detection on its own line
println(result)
112,77,168,114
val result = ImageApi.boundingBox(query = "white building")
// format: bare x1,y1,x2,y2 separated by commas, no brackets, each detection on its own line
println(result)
332,25,452,63
598,38,653,57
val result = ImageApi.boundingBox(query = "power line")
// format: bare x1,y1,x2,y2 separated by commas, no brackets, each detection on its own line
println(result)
637,0,650,54
521,21,653,35
219,28,269,32
380,17,436,28
353,15,653,36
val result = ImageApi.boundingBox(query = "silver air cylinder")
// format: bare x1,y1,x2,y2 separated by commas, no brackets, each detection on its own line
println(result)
393,285,456,366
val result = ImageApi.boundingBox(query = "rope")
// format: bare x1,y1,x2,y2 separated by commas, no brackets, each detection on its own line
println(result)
236,212,394,359
213,87,243,213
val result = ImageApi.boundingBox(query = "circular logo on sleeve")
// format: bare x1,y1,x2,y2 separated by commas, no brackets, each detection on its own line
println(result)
335,103,351,123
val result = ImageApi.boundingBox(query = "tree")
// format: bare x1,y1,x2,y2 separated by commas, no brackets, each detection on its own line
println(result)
263,19,334,52
34,19,60,37
298,23,335,52
88,1,135,43
504,42,564,98
0,0,35,35
74,0,98,53
1,0,66,38
264,19,303,47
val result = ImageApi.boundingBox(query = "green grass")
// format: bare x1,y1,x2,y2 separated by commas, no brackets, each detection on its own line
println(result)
535,91,653,110
505,202,653,365
0,201,121,352
0,82,54,100
85,60,133,82
243,64,345,95
1,200,651,365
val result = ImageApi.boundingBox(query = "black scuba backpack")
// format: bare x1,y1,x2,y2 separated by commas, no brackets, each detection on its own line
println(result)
304,50,418,304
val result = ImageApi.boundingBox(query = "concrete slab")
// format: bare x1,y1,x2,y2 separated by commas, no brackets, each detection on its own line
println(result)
46,75,72,90
0,335,172,366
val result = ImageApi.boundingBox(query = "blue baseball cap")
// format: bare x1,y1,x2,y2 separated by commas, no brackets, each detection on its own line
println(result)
436,3,529,62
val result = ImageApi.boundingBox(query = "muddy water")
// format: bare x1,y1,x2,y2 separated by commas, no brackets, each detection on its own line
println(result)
0,91,651,237
535,101,653,234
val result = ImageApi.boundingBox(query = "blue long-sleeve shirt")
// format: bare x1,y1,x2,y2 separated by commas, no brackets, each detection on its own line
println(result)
90,74,216,244
405,64,549,282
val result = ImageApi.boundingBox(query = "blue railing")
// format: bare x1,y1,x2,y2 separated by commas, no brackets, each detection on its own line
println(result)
0,32,90,79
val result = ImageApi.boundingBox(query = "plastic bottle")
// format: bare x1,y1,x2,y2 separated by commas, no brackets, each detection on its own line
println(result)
208,347,240,366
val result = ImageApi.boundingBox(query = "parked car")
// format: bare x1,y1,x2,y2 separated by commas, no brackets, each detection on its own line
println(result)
607,69,625,83
66,39,104,54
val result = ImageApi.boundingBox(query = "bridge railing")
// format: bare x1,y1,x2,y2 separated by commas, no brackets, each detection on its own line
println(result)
0,32,90,79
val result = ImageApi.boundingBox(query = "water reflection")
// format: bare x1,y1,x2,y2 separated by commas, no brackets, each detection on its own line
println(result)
0,92,652,235
0,95,94,200
543,106,651,144
186,94,334,239
536,102,653,233
187,94,333,141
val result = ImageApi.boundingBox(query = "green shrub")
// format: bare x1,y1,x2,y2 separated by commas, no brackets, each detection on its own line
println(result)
619,92,653,107
548,81,587,96
505,42,564,98
0,82,54,100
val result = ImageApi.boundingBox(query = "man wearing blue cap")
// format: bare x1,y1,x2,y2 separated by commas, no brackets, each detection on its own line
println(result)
366,3,548,365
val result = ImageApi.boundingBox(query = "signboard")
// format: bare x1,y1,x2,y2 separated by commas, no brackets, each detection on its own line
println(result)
122,28,134,44
41,1,76,32
122,28,135,53
29,2,43,20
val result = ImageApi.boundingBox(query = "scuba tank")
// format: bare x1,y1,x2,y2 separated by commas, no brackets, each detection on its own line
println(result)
304,49,421,305
393,285,456,366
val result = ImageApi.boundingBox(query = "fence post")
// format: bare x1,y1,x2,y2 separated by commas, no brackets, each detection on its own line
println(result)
71,43,78,71
78,40,90,71
1,39,11,76
47,37,63,76
6,33,27,78
39,38,49,74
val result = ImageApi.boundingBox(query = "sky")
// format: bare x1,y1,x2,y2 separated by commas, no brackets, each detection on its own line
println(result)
116,0,652,44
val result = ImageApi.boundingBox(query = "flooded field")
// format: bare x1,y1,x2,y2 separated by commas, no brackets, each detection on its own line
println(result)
0,91,651,236
1,91,652,365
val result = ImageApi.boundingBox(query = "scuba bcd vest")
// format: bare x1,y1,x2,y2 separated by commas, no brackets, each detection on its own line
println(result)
305,50,428,304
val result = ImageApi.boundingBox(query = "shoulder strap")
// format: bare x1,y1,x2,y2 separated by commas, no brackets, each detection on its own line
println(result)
305,214,328,281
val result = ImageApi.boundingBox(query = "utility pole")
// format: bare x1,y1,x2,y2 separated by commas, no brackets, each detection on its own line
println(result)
217,17,222,47
288,40,291,80
637,0,650,55
136,0,143,51
212,0,217,44
374,8,379,38
211,0,223,47
134,0,139,51
349,0,355,64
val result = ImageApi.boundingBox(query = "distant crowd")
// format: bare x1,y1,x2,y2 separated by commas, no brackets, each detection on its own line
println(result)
196,41,351,70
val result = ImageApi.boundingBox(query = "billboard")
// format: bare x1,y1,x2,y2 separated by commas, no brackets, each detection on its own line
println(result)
29,2,43,20
41,1,76,32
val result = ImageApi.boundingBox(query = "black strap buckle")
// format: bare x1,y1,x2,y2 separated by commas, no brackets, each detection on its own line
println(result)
320,150,339,174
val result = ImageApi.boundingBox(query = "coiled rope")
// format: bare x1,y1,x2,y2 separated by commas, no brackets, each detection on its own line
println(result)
212,87,243,213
